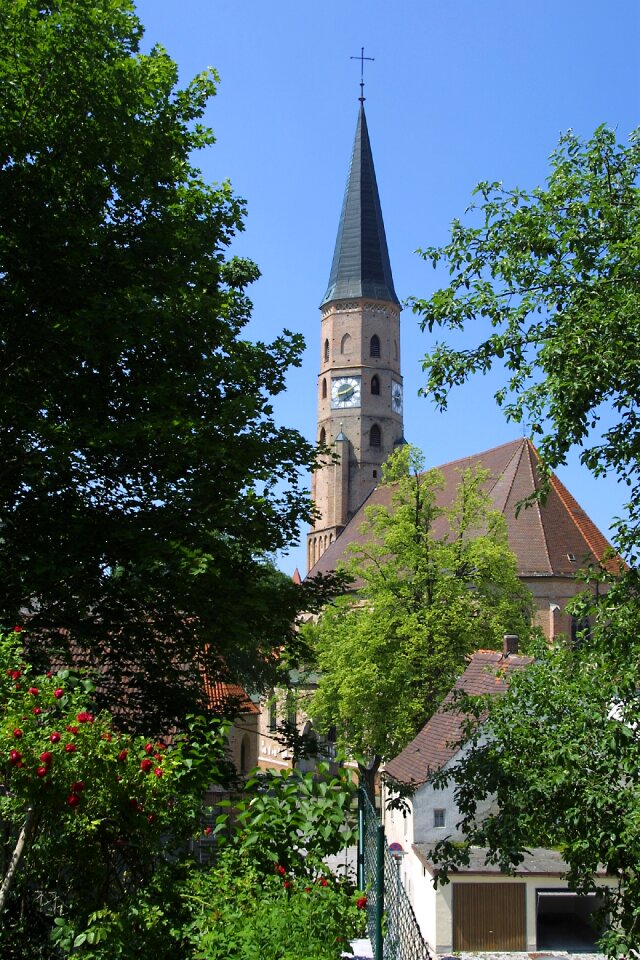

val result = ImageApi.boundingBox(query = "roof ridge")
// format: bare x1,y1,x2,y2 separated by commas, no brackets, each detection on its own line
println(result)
429,436,527,474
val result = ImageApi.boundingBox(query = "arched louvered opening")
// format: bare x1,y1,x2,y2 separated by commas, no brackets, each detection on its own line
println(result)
370,334,381,358
371,374,380,395
322,378,327,399
319,427,326,446
370,423,381,447
340,332,352,355
324,339,329,362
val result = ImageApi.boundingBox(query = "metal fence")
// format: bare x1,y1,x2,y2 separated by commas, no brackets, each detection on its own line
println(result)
358,787,434,960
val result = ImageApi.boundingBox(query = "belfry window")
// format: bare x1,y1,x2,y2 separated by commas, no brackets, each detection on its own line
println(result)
341,332,352,355
371,374,380,395
324,339,329,362
319,427,326,446
370,424,381,447
370,334,381,358
322,378,327,399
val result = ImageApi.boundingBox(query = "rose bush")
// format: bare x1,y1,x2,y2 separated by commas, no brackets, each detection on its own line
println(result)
0,630,229,958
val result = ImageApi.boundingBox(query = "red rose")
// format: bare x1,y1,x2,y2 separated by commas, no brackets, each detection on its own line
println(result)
66,725,79,734
102,732,112,741
33,707,42,715
40,751,53,764
50,732,61,743
356,896,367,910
140,758,153,773
13,625,23,633
304,886,311,893
10,670,20,680
144,743,153,755
9,749,21,764
65,743,76,753
319,878,329,887
13,728,23,738
129,799,143,812
153,767,163,778
203,826,212,836
53,688,64,699
284,880,292,890
117,749,128,762
28,687,39,696
46,671,53,678
70,781,85,792
147,814,156,824
67,794,81,807
155,742,166,751
36,766,47,778
276,864,286,876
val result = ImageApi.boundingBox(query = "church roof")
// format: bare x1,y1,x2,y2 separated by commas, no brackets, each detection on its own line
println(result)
308,437,617,579
384,649,533,786
321,103,399,307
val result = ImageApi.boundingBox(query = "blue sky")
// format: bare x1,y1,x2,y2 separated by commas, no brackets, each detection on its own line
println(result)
135,0,639,576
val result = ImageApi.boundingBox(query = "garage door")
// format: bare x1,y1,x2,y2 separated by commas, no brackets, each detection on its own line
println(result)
453,882,526,951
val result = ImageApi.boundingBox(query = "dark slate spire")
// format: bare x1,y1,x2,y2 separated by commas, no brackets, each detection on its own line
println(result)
322,103,399,306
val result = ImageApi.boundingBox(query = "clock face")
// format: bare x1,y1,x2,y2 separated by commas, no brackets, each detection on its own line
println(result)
331,376,361,409
391,380,403,414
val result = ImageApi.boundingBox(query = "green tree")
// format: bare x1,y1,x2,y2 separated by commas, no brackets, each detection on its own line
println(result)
410,125,640,557
429,581,640,957
408,126,640,958
309,446,532,775
0,0,325,729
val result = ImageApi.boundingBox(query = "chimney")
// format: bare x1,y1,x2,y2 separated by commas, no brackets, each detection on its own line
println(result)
503,634,519,656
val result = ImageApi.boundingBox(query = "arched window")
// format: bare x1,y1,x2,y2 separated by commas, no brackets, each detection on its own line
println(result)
322,378,327,399
286,692,297,729
370,424,381,447
324,339,329,362
340,332,352,355
319,427,326,446
240,734,250,773
370,334,381,358
393,339,398,360
268,695,277,733
371,374,380,395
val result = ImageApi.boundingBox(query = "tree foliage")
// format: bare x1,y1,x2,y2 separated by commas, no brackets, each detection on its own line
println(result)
409,126,640,957
410,125,640,556
0,0,324,728
309,446,533,765
430,573,640,957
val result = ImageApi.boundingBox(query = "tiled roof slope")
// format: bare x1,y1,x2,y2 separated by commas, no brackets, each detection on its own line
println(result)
384,649,532,786
203,678,260,716
308,438,617,579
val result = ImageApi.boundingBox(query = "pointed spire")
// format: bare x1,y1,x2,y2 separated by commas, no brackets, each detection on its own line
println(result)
322,103,399,306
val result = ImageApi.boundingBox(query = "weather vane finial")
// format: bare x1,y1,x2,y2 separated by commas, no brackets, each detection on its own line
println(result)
350,46,374,103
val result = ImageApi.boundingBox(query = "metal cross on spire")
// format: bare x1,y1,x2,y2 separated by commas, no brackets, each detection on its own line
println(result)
350,46,374,102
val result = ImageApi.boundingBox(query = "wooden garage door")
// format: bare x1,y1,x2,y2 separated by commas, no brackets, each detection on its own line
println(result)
453,883,526,951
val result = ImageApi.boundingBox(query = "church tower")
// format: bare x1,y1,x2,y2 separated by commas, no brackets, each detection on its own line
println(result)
307,99,404,572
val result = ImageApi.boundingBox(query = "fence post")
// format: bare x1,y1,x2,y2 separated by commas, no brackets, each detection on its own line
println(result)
375,822,385,960
357,788,365,891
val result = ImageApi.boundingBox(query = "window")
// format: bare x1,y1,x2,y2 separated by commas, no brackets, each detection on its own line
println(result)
370,334,381,358
240,734,250,773
340,332,352,355
433,809,446,828
286,692,297,729
319,427,326,445
324,339,329,362
370,424,381,447
371,374,380,395
268,697,277,733
322,378,327,399
571,615,591,646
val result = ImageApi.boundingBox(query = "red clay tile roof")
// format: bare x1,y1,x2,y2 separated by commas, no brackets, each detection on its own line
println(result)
203,678,260,716
308,438,618,579
383,649,532,786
